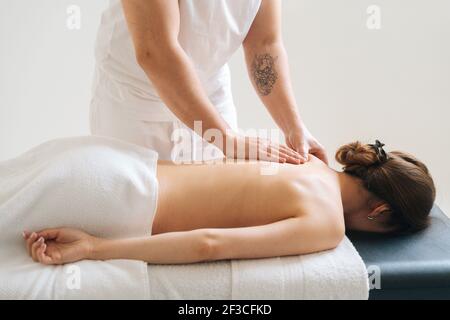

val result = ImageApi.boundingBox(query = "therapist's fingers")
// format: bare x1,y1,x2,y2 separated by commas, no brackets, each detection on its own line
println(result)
272,144,303,164
297,143,310,163
279,147,304,164
259,145,287,163
313,149,328,165
266,140,303,164
282,153,303,164
311,146,329,165
238,136,303,164
261,152,285,163
279,144,302,160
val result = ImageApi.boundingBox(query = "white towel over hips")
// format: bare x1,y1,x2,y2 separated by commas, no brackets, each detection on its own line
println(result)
0,136,158,299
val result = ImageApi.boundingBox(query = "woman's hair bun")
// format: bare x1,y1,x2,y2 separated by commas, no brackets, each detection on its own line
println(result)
335,141,379,169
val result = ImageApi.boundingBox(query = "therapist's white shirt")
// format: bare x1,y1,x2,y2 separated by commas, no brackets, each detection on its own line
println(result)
90,0,262,161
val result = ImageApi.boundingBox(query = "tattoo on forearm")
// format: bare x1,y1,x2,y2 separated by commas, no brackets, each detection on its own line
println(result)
251,53,278,96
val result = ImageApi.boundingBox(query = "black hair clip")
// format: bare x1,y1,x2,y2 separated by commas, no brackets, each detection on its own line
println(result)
369,140,388,163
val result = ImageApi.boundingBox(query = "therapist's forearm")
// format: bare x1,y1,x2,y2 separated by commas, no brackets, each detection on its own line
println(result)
137,43,230,136
244,41,303,134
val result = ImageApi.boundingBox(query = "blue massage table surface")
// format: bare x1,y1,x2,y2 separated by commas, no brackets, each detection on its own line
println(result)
348,206,450,299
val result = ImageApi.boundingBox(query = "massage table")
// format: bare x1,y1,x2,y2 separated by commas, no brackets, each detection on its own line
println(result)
349,205,450,300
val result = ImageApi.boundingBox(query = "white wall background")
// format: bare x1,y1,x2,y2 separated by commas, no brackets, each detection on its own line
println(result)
1,0,449,215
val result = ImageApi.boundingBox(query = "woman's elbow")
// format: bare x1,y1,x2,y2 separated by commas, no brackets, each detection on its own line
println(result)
195,230,221,262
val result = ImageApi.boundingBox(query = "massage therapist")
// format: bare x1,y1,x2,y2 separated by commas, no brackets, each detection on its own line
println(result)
89,0,327,164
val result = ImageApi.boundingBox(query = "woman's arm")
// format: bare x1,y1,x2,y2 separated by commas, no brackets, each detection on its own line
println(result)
24,215,344,265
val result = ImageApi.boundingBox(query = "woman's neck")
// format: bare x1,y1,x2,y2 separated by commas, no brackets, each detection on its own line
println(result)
337,172,366,216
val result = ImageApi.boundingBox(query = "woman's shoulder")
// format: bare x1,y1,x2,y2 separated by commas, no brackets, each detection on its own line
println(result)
289,156,345,225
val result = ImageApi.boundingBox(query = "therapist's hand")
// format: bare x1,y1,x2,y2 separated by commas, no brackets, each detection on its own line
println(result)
285,124,328,165
23,228,96,265
224,132,303,164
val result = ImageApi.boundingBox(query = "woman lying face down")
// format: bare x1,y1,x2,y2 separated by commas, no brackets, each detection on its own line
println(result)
335,141,435,234
23,140,435,265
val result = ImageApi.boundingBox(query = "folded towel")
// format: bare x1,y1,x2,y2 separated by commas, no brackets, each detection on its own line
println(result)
0,136,157,299
148,261,232,299
232,237,369,300
146,237,368,300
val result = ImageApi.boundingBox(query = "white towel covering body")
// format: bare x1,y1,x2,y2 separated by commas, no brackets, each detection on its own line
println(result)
0,136,158,299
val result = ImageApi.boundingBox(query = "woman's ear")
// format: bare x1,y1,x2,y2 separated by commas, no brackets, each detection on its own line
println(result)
367,203,391,220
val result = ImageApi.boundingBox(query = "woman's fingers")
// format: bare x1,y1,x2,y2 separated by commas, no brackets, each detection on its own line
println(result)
26,232,38,256
22,230,66,265
31,237,45,262
38,244,54,265
37,243,46,263
37,228,60,241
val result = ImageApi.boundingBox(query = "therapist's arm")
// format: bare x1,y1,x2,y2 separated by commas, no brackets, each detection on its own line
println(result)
243,0,328,164
120,0,301,164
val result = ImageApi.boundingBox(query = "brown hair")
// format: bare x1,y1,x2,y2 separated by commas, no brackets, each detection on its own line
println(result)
336,141,436,233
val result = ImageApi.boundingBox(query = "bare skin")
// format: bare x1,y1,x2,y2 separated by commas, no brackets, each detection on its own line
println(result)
153,157,341,235
24,157,348,266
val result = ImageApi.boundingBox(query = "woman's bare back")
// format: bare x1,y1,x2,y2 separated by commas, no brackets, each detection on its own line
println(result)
153,157,343,235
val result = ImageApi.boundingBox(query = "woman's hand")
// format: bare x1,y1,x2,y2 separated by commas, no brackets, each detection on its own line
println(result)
23,228,97,265
285,124,328,165
224,132,303,164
